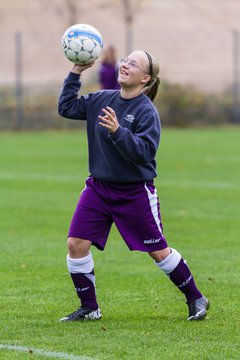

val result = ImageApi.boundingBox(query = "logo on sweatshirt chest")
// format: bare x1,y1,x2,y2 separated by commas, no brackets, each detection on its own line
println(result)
124,114,135,123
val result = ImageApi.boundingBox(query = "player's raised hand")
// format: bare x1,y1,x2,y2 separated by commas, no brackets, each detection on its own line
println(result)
71,62,95,75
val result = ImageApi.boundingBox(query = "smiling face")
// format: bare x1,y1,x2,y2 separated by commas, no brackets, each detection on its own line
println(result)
118,50,151,89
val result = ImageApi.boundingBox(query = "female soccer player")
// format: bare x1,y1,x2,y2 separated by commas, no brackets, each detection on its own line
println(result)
58,50,210,322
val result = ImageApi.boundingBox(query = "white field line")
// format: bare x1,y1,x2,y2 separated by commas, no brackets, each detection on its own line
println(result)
0,344,98,360
0,172,239,190
0,172,80,182
159,180,238,190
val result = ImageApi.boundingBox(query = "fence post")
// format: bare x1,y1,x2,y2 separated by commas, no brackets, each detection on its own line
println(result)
232,29,240,123
122,0,133,55
15,31,24,129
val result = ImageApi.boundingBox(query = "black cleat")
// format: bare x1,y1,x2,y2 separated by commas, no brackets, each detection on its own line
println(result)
59,306,102,322
187,295,210,321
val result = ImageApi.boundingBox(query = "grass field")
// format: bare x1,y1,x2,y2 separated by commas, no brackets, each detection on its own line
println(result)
0,127,239,360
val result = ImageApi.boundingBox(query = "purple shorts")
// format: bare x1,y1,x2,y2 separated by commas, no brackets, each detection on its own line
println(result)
68,176,168,252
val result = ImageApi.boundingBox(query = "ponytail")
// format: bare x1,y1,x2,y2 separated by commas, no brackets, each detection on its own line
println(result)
142,51,160,102
143,76,160,102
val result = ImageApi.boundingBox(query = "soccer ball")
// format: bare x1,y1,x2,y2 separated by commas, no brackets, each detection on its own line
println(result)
61,24,103,65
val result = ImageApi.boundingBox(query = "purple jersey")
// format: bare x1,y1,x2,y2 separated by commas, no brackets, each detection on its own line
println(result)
99,63,120,90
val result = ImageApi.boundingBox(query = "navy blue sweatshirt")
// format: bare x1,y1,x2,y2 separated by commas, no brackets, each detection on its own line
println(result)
58,72,161,183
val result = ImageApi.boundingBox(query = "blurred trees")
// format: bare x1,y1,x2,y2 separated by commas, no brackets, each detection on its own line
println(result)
40,0,143,55
40,0,81,26
96,0,143,55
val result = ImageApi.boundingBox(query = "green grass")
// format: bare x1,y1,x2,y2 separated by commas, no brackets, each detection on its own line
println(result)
0,127,239,360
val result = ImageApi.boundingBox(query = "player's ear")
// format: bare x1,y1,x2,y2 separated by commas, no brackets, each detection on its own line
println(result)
141,74,151,85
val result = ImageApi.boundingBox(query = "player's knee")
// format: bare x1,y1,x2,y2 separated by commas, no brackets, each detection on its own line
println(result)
67,237,77,254
67,237,91,257
148,247,171,262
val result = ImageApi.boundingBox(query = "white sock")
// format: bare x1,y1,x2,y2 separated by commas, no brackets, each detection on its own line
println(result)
67,253,93,274
155,248,181,275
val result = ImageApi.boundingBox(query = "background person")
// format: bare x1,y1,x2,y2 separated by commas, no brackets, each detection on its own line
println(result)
58,50,210,322
98,45,120,89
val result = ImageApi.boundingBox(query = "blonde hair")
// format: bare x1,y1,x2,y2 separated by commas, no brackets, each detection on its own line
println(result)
142,51,160,102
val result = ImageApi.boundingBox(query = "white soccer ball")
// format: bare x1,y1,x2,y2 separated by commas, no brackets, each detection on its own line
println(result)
61,24,103,65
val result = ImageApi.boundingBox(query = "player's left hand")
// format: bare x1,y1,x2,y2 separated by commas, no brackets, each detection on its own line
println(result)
98,107,119,133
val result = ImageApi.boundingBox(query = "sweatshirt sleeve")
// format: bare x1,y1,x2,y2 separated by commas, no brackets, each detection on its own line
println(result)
108,110,160,166
58,72,90,120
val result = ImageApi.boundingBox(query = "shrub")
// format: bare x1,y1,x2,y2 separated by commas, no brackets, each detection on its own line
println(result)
155,81,233,127
0,81,236,130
